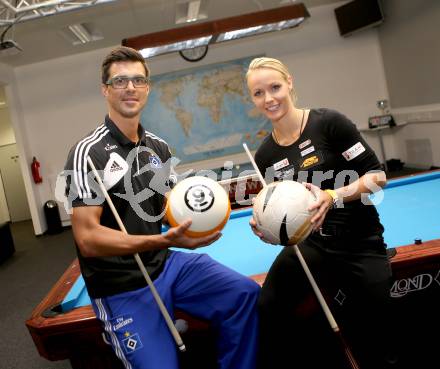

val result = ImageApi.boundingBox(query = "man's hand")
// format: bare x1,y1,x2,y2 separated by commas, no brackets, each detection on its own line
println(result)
164,219,221,249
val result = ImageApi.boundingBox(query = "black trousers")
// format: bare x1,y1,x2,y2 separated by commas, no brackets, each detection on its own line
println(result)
257,233,398,369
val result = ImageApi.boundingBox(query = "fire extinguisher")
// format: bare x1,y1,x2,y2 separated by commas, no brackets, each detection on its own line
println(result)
31,156,43,184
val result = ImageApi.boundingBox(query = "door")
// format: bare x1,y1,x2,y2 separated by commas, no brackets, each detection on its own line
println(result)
0,144,31,222
0,170,10,223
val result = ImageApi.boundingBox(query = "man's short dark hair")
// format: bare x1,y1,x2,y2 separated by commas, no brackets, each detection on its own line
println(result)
101,46,150,84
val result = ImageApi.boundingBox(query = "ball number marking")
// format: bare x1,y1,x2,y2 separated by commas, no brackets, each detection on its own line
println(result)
184,184,215,212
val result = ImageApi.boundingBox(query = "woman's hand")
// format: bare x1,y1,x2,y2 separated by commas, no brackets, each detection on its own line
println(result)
249,197,274,244
249,216,263,238
303,182,333,231
249,217,277,245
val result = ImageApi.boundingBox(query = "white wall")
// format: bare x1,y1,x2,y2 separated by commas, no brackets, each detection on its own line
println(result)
0,72,16,146
10,47,110,232
379,0,440,108
0,110,16,147
8,4,390,234
391,104,440,168
378,0,440,169
0,62,42,232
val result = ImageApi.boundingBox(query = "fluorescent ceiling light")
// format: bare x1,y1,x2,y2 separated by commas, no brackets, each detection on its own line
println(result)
216,18,305,42
187,1,201,22
140,36,212,58
68,24,91,44
125,3,309,59
62,22,104,46
176,0,208,24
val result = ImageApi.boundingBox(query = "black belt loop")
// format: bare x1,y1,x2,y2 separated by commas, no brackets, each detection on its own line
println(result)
318,224,379,239
319,227,333,237
319,224,344,237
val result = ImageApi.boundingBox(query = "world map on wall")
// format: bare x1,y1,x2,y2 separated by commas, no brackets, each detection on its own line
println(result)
141,56,271,165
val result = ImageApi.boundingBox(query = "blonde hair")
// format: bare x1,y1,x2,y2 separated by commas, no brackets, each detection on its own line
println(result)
246,57,297,103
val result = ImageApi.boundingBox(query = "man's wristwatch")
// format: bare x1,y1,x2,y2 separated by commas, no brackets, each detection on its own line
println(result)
324,189,340,208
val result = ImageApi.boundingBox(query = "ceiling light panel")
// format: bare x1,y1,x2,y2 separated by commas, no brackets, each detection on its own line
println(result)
216,18,305,42
140,36,212,58
125,3,310,58
175,0,208,24
60,22,103,45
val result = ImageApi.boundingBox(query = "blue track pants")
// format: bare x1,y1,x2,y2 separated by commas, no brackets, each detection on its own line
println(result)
91,251,260,369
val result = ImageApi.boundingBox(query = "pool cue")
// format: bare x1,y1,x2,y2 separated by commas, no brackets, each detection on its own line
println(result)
242,143,360,369
86,156,186,352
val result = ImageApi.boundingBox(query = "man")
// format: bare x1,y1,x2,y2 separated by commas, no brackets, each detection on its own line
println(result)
64,46,259,369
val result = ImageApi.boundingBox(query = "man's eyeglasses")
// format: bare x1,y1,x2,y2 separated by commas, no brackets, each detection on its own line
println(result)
105,76,149,89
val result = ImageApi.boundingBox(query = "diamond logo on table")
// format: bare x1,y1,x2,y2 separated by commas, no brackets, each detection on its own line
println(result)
122,333,143,353
434,269,440,287
334,289,346,306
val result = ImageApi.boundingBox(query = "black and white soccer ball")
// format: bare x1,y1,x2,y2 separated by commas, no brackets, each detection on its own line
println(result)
253,181,317,246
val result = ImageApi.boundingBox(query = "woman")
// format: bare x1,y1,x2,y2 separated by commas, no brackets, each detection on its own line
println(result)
246,57,397,369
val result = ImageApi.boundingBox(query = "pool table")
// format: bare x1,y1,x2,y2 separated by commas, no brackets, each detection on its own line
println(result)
26,171,440,369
